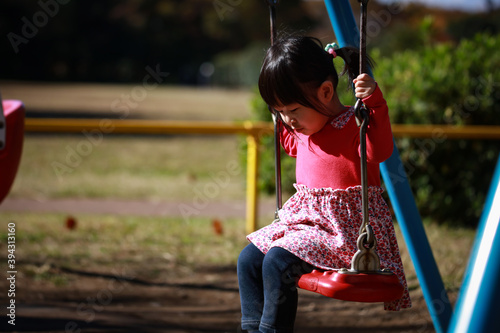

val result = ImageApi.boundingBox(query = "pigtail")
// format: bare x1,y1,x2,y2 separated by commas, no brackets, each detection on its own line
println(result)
335,47,375,87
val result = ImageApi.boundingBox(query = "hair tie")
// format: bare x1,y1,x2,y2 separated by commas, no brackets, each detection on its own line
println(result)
325,43,339,58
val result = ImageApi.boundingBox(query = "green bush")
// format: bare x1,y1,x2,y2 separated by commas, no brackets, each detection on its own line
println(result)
374,33,500,227
246,33,500,227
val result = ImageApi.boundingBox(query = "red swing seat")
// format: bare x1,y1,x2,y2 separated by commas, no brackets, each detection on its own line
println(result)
0,99,25,204
297,226,405,303
298,269,404,303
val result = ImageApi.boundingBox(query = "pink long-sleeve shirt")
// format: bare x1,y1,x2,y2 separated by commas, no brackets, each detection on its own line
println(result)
280,85,393,190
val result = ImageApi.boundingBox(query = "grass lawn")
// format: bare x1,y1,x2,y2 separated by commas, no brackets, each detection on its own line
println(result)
9,134,247,201
6,83,254,201
0,212,249,284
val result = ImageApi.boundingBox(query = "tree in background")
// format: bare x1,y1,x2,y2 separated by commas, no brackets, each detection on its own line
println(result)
0,0,315,83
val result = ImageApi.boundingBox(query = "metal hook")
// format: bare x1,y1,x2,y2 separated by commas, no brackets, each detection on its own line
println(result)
340,225,391,274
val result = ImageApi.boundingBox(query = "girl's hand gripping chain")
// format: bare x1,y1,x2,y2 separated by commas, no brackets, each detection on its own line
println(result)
353,73,376,99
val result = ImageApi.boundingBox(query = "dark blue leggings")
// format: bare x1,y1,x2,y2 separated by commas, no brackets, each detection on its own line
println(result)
237,243,314,333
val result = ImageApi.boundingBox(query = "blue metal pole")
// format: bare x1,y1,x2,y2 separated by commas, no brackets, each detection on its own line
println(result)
447,155,500,333
380,140,452,333
323,0,359,48
323,1,452,332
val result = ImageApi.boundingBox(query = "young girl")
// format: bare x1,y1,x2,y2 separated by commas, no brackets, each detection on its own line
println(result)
237,36,411,333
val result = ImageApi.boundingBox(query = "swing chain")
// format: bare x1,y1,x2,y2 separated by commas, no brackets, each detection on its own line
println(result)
271,111,283,221
354,100,371,242
264,0,283,219
266,0,278,46
339,0,391,275
355,0,372,239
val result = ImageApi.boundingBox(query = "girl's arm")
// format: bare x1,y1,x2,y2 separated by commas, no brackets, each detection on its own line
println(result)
361,84,394,163
279,120,298,158
354,74,393,163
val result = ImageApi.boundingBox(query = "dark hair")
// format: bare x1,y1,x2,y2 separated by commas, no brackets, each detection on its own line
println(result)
258,36,371,117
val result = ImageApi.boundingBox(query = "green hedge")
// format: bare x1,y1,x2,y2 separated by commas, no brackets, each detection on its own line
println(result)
374,33,500,227
247,33,500,227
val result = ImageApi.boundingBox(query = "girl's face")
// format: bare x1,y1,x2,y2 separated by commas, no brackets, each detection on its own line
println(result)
274,103,330,136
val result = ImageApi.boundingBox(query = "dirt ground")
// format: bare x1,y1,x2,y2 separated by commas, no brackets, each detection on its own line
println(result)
0,200,441,333
1,257,441,333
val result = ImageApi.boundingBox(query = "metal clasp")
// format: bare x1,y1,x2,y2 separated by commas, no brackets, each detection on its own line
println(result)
340,225,392,275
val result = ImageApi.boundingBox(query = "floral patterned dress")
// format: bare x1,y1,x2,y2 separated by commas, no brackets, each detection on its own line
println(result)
247,86,411,311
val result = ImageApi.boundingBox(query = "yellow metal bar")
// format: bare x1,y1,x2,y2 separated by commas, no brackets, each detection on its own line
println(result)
246,134,259,234
25,118,274,136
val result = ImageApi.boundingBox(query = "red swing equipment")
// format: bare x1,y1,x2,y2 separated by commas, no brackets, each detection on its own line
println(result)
0,92,25,204
266,0,404,303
